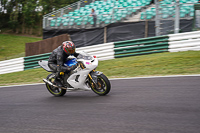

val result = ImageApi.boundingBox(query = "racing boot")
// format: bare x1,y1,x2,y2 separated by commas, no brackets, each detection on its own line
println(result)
53,72,64,87
54,78,63,87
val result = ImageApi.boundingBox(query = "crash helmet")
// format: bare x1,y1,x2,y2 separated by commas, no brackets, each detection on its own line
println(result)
62,41,76,55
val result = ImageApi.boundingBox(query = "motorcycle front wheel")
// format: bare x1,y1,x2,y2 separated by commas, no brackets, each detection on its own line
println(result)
45,74,66,97
90,74,111,96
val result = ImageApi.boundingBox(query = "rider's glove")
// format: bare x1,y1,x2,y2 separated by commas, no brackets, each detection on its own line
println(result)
57,65,65,75
70,64,78,70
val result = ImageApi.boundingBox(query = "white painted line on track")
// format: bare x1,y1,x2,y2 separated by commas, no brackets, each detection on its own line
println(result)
0,74,200,88
110,74,200,80
0,83,44,88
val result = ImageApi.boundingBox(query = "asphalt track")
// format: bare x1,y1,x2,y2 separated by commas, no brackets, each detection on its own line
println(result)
0,75,200,133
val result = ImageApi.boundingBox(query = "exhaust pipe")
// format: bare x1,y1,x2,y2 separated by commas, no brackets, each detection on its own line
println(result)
43,78,54,86
43,78,67,90
43,78,91,91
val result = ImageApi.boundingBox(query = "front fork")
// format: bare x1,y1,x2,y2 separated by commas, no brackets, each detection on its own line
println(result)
79,62,102,89
88,70,103,88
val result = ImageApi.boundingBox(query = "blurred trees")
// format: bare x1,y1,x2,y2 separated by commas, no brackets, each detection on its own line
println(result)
0,0,79,35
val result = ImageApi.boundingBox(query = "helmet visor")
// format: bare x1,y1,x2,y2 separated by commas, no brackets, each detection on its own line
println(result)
65,47,75,54
68,49,75,54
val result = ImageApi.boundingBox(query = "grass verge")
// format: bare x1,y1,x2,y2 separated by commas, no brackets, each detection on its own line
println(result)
0,34,42,61
0,51,200,86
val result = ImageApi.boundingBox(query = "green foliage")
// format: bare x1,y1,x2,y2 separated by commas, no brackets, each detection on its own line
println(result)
0,0,79,33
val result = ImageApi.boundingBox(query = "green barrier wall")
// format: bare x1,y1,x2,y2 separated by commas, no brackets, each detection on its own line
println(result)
114,35,169,58
24,53,51,70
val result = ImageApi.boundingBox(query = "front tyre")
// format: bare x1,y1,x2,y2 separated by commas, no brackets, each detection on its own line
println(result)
90,74,111,96
46,74,66,97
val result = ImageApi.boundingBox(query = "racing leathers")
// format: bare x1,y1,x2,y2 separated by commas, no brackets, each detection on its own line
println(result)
48,46,79,87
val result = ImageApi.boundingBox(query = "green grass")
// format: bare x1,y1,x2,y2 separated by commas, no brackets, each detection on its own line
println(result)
0,51,200,86
0,34,42,61
99,51,200,78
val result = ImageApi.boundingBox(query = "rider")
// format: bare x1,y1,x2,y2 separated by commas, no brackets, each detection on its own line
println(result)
48,41,79,87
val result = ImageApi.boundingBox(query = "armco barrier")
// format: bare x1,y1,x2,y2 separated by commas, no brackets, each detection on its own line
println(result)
24,42,115,70
0,57,24,75
168,31,200,52
76,42,114,61
114,35,169,58
24,53,51,70
2,31,200,75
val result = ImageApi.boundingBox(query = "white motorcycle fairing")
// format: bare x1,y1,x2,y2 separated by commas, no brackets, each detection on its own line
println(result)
67,56,98,90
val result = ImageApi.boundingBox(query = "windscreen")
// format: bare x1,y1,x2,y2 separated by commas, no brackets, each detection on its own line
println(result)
77,52,93,60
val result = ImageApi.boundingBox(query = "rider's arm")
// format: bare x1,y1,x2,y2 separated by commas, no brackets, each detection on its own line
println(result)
56,52,63,66
56,52,64,72
57,53,76,72
74,52,79,58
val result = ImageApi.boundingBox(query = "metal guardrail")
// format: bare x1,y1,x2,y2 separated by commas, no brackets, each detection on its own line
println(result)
168,30,200,52
24,53,51,70
0,57,24,75
76,42,115,60
43,0,94,29
1,31,200,74
114,35,169,58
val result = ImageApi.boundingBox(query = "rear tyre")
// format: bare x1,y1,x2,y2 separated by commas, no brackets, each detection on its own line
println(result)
46,74,66,97
90,74,111,96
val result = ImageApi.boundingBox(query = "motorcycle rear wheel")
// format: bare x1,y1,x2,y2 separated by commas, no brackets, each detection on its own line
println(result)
90,74,111,96
46,74,66,97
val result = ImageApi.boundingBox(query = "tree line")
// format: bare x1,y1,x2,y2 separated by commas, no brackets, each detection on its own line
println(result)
0,0,79,35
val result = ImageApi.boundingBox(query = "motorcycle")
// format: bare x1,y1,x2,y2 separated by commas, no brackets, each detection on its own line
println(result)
38,51,111,96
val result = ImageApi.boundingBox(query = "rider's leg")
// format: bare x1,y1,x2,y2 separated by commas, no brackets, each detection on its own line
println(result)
48,63,63,87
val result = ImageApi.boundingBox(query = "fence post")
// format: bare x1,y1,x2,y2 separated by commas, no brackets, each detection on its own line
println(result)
77,1,81,9
174,0,180,34
155,0,161,36
145,20,148,38
104,26,107,43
